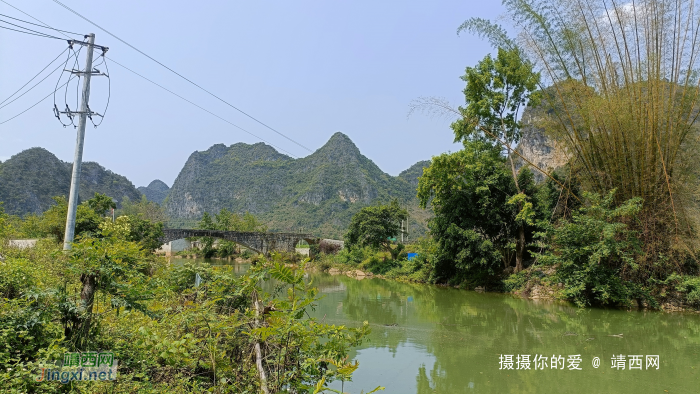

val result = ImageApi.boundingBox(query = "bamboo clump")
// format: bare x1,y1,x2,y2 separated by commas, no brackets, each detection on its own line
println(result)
490,0,700,276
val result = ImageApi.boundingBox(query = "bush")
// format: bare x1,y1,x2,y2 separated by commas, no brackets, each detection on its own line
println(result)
659,274,700,307
169,261,214,292
537,191,654,307
0,258,37,299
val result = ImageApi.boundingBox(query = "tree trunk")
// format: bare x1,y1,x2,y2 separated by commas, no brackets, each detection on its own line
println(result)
75,273,97,345
252,290,270,394
508,148,526,273
516,224,525,272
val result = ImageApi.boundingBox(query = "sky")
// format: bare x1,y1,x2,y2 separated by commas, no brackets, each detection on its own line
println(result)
0,0,507,187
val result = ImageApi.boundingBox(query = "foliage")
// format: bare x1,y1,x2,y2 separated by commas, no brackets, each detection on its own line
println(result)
0,147,142,217
655,273,700,308
536,191,652,307
100,215,165,253
345,199,408,254
39,196,102,243
0,217,376,392
418,140,516,284
462,0,700,274
120,194,169,223
86,192,116,217
0,202,11,242
451,46,541,272
66,233,153,347
451,47,540,149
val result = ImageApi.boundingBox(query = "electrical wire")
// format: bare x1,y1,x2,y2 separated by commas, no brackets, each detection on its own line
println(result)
0,74,77,125
108,57,298,158
89,50,109,127
0,46,69,107
0,17,69,39
50,0,314,153
0,52,71,111
0,12,81,36
1,0,298,156
53,43,83,127
0,23,65,40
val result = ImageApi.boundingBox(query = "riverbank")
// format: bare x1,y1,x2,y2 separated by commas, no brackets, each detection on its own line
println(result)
308,251,700,313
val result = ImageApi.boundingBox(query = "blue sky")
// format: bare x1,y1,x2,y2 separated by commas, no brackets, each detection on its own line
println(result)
0,0,506,187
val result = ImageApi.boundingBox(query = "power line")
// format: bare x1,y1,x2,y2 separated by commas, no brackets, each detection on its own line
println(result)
0,12,81,36
0,0,74,38
0,75,77,125
0,16,70,39
50,0,314,153
0,23,65,40
0,46,69,108
107,57,298,158
0,1,299,157
89,52,110,127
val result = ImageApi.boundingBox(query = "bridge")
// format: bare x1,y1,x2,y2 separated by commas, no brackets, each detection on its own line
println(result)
160,229,319,255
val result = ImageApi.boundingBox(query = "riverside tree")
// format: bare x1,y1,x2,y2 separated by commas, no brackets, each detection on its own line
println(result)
460,0,700,279
450,47,541,272
345,200,408,259
418,139,547,285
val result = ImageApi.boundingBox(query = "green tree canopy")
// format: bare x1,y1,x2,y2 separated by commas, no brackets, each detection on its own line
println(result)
120,195,168,224
40,195,102,243
451,47,541,272
86,193,116,217
418,140,517,284
345,200,408,252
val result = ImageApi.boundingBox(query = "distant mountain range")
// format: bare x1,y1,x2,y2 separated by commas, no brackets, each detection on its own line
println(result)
163,132,430,239
0,147,142,216
138,180,170,205
0,134,431,239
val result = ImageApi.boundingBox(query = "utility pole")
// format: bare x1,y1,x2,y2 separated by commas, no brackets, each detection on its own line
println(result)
63,33,97,251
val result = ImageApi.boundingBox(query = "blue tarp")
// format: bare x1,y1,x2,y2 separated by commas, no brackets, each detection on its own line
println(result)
407,253,418,261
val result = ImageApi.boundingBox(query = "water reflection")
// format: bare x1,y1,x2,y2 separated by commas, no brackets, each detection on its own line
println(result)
180,259,700,393
310,273,700,394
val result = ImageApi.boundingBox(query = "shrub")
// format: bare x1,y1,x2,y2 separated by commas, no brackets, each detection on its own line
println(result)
169,261,214,292
0,258,38,299
537,191,654,307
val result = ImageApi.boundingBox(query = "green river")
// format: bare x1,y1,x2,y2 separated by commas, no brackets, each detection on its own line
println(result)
194,259,700,393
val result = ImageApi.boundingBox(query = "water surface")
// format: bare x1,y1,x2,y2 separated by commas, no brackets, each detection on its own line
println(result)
187,258,700,393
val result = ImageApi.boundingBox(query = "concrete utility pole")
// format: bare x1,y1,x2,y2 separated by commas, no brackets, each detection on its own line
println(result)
63,33,96,251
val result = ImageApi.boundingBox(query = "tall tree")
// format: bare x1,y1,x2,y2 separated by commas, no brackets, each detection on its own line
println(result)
451,47,541,271
345,200,408,256
418,140,519,283
460,0,700,278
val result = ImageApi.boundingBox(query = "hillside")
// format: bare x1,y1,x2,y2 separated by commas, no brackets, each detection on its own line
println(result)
398,160,430,188
0,147,143,216
138,180,170,204
165,133,430,239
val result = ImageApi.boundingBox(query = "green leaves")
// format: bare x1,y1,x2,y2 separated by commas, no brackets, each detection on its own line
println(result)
345,199,408,252
418,140,519,282
507,193,535,226
536,190,646,307
452,47,540,148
